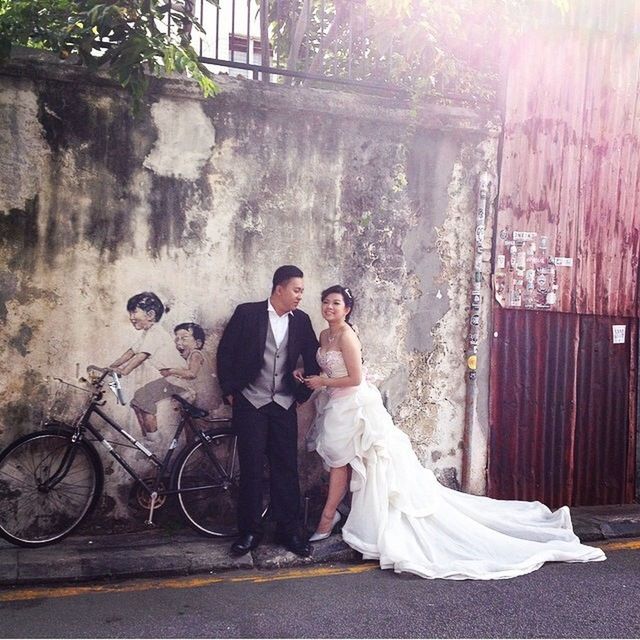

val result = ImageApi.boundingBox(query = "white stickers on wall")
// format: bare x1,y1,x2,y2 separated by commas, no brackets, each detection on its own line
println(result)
612,325,626,344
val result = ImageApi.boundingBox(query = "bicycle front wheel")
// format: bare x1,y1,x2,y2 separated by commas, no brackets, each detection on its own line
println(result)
173,429,240,537
0,428,103,547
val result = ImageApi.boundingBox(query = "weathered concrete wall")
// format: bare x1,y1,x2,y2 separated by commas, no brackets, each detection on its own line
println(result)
0,51,498,530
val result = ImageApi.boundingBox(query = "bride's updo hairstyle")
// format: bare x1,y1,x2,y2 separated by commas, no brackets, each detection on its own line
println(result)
321,284,355,325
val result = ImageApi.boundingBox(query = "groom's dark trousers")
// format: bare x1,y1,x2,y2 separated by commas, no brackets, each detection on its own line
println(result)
216,300,319,536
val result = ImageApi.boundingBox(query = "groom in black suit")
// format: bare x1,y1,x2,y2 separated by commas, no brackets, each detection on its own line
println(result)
217,265,320,556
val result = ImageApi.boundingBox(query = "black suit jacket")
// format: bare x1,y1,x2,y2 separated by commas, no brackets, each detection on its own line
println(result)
216,300,320,404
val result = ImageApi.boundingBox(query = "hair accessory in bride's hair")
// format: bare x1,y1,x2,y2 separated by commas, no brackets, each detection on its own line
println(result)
343,287,353,302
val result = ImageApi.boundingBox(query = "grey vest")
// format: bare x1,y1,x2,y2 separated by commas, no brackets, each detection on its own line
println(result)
241,323,294,409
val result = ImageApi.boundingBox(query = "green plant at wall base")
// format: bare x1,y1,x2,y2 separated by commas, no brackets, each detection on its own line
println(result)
0,0,219,111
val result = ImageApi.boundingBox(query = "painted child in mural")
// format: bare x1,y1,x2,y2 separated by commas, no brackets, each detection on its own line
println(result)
160,322,216,413
108,292,190,446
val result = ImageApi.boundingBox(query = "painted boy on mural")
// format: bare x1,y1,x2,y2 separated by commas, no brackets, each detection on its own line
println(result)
160,322,216,412
108,292,190,447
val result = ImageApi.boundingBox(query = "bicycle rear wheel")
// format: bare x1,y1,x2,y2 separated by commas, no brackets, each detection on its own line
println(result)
0,427,103,547
173,429,241,537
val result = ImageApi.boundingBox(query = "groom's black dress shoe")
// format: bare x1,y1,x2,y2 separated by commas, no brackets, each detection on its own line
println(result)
230,533,262,557
274,532,312,557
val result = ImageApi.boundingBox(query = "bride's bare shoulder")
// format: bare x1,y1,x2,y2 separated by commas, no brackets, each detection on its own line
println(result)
341,326,361,349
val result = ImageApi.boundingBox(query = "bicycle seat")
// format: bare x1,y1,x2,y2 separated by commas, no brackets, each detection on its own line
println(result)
172,395,210,419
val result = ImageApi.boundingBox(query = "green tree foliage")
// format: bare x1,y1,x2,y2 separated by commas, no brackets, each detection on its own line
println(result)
268,0,568,104
0,0,219,110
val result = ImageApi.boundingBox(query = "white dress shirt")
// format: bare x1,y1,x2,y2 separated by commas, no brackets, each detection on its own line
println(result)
267,299,292,348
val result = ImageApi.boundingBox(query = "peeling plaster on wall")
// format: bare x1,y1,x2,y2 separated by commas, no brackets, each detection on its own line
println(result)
335,134,413,399
0,368,49,436
0,79,50,211
403,132,459,354
0,196,39,273
37,83,138,183
126,169,153,256
0,272,18,323
30,95,140,264
425,157,478,470
0,55,500,529
143,98,216,180
8,322,33,356
394,135,497,485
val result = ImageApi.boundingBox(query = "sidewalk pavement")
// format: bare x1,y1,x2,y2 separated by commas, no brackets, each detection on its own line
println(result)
1,504,639,587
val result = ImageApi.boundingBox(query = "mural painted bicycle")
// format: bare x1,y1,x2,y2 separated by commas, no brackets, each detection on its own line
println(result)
0,367,254,547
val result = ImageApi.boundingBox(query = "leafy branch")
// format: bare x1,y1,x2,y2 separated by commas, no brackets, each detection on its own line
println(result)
0,0,219,111
266,0,569,104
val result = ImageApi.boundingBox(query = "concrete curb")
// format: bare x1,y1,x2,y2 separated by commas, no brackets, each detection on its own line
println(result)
1,504,639,587
568,504,640,542
0,530,357,587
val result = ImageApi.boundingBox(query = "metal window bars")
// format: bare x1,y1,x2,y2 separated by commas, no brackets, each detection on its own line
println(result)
185,0,405,95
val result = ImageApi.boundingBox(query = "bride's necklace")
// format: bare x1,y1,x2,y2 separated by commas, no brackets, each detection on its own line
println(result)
327,326,344,343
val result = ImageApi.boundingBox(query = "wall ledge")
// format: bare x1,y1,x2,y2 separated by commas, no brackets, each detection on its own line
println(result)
2,46,501,135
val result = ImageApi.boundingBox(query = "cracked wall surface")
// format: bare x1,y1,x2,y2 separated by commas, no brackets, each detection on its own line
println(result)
0,52,499,529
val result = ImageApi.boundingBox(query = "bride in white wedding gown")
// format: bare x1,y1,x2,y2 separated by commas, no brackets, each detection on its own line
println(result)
298,285,605,580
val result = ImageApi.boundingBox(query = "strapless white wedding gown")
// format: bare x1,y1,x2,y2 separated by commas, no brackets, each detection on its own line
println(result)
307,348,605,580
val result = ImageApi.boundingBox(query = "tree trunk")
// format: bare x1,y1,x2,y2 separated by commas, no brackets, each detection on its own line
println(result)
286,0,311,81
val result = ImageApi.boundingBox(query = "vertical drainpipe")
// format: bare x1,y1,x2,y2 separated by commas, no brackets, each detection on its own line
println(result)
461,171,492,493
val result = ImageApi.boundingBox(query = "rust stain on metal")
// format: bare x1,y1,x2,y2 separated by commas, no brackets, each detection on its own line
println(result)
572,316,637,505
489,308,636,507
489,308,579,508
496,30,640,317
490,5,639,507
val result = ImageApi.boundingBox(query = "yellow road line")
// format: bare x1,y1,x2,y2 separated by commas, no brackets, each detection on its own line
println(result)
1,539,638,603
598,538,640,551
0,563,378,603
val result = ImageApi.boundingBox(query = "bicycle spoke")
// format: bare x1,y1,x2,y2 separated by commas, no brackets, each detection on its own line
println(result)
175,432,241,537
0,469,39,489
0,432,100,546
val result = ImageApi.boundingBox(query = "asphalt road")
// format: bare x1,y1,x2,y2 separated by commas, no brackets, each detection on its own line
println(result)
1,538,638,639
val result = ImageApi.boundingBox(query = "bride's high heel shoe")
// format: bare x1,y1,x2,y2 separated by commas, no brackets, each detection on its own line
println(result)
309,511,342,542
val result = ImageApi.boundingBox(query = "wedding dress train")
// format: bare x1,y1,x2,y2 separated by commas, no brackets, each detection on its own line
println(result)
307,348,605,580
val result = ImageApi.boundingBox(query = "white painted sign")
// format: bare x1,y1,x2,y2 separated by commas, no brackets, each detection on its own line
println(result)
513,231,537,241
553,257,573,267
612,325,626,344
497,254,506,269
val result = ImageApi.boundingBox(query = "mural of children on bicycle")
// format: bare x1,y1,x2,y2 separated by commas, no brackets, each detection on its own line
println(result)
108,292,216,450
163,322,216,413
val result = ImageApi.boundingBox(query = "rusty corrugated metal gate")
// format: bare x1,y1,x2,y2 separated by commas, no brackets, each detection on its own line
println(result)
489,5,640,507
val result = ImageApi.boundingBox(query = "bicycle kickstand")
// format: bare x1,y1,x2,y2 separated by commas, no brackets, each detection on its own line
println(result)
145,491,159,526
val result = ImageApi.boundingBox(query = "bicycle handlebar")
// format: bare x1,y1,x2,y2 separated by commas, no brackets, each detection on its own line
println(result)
55,366,126,405
85,365,113,385
107,371,126,405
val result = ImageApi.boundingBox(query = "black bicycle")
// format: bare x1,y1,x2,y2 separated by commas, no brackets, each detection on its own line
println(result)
0,367,259,547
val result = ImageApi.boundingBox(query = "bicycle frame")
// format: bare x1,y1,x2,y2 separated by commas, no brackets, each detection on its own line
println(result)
39,430,87,491
50,370,236,523
78,403,183,495
0,368,247,546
